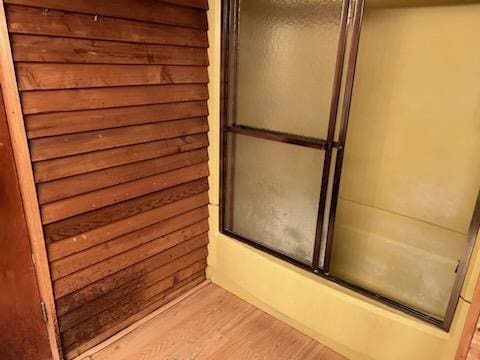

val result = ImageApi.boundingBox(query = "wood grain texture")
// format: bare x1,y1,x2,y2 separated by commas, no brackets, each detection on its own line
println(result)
26,100,208,139
88,284,345,360
47,191,208,261
22,84,209,114
30,117,208,161
161,0,209,10
38,149,208,204
44,179,208,243
58,259,207,332
55,247,208,318
5,2,210,356
53,229,208,298
50,207,208,280
5,0,208,29
6,5,208,47
41,162,208,224
457,271,480,360
467,321,480,360
71,282,212,360
11,35,209,66
0,2,61,358
62,270,206,350
34,134,208,183
65,274,206,359
0,87,51,360
17,63,208,90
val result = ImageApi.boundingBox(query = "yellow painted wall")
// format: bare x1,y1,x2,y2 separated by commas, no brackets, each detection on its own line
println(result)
207,1,480,359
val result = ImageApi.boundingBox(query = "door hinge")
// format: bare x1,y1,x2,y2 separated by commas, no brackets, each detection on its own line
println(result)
40,301,48,322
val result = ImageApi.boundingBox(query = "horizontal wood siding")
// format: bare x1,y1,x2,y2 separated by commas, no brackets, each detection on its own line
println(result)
5,2,209,358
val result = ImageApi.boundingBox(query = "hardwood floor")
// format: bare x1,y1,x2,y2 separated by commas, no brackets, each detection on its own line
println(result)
80,282,345,360
467,319,480,360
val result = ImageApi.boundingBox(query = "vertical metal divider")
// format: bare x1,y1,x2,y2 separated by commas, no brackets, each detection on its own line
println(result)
219,0,230,232
311,0,351,271
223,0,241,231
322,0,365,273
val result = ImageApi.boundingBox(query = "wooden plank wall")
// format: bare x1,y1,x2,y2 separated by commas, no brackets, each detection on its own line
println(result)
4,0,210,358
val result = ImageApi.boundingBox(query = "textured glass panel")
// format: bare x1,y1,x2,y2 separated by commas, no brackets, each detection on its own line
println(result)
225,134,324,264
330,4,480,319
232,0,343,139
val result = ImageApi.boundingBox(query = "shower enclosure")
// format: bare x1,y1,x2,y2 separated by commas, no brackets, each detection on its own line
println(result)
220,0,480,329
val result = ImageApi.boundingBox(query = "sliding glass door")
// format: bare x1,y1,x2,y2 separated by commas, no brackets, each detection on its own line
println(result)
222,0,355,265
327,2,480,324
220,0,480,330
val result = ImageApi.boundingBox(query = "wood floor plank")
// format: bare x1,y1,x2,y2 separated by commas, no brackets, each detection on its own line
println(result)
22,84,209,114
6,5,208,47
62,271,206,353
26,100,208,139
33,134,208,183
5,0,208,29
47,192,208,261
43,179,208,243
41,162,208,224
89,284,345,360
467,318,480,360
30,117,208,161
11,35,209,66
65,274,206,359
38,149,208,204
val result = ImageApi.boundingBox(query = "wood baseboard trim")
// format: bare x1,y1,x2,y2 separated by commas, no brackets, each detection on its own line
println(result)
72,280,212,360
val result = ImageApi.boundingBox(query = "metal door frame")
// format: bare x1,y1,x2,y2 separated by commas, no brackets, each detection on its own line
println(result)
218,0,480,331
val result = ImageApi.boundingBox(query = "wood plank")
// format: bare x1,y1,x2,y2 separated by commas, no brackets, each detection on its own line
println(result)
44,178,208,243
162,0,209,10
55,247,208,317
26,100,208,139
38,149,208,204
457,271,480,360
58,258,207,332
17,63,208,90
87,284,345,360
0,2,61,358
62,270,206,351
54,231,208,298
64,274,206,359
22,83,209,114
6,5,208,47
66,281,211,360
47,191,208,260
34,134,208,183
5,0,207,29
41,162,208,224
50,207,208,280
11,34,209,65
0,82,52,360
30,117,208,161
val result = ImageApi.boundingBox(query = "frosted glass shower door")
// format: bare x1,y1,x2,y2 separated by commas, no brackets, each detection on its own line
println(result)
222,0,348,264
328,4,480,321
